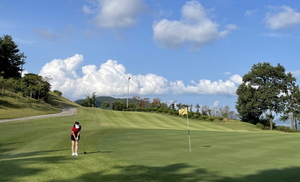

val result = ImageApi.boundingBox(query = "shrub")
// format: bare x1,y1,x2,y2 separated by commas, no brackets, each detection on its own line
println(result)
168,109,176,115
200,115,208,121
157,108,164,113
217,117,224,121
256,123,264,129
163,108,169,113
136,108,143,112
208,116,215,121
275,126,299,132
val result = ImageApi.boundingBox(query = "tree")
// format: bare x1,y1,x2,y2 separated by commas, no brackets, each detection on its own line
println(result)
133,95,141,108
22,73,51,100
223,106,230,118
152,98,161,108
5,78,17,97
127,103,136,109
139,98,150,108
53,90,62,97
202,105,210,116
236,62,296,130
82,92,96,107
195,104,200,113
280,85,300,130
101,101,110,109
91,92,96,107
176,103,183,110
189,104,193,112
0,35,26,78
169,101,176,110
112,101,126,111
0,76,5,95
236,83,262,124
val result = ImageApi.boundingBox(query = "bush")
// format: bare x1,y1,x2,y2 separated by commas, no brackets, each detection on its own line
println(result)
256,123,264,129
275,126,299,132
200,115,208,121
217,117,224,121
208,116,215,121
136,108,144,112
53,90,62,97
167,109,176,115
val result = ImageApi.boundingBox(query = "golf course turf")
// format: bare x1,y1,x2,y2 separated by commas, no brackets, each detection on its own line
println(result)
1,107,300,182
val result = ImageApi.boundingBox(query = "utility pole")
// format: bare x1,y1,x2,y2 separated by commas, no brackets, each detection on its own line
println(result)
127,77,130,108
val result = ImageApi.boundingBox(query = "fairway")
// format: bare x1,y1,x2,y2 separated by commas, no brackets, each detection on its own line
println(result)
1,107,300,182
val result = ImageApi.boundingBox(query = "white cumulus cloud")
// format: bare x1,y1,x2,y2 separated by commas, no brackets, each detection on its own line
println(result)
82,5,95,14
39,54,241,100
170,77,239,96
265,6,300,30
152,1,236,51
245,9,258,17
84,0,147,28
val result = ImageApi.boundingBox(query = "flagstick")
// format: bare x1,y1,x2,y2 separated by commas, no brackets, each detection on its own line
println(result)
187,112,192,153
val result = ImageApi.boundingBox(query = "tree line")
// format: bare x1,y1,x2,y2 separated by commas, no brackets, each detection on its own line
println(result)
0,35,51,100
81,94,238,121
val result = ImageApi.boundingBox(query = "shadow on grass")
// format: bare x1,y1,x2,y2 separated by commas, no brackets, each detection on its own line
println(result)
48,164,300,182
47,163,208,182
0,100,21,109
81,150,113,155
216,167,300,182
0,142,24,156
0,148,70,182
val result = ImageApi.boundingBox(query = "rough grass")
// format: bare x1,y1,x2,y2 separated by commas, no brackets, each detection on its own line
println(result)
1,95,300,182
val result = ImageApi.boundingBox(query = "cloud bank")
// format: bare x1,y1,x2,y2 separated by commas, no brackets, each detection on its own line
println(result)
152,1,236,51
39,54,241,100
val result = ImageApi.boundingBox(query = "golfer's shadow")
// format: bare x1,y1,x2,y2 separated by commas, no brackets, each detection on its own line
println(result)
83,151,113,155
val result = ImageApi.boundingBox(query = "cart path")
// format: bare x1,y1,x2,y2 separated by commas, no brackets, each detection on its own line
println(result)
0,107,78,123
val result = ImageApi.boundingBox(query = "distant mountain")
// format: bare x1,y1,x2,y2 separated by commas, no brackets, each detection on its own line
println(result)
74,96,136,109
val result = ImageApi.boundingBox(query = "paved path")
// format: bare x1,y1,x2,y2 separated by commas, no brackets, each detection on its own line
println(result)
0,107,78,123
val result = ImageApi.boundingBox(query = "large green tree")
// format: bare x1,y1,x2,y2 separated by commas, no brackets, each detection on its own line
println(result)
0,35,26,78
236,62,296,130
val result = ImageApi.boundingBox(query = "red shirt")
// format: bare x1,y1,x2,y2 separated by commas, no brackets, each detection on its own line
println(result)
71,126,81,136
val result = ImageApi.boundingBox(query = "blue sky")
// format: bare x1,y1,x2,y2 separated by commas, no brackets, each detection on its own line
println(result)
1,0,300,113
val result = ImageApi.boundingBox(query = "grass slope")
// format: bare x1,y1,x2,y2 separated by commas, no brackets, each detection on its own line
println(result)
1,95,300,181
0,91,80,119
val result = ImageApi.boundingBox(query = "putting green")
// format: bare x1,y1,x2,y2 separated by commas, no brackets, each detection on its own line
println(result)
99,129,300,181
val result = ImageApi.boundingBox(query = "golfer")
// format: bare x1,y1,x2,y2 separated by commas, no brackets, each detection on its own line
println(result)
71,121,81,156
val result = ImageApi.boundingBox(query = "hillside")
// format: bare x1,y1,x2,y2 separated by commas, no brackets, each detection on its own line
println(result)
0,91,80,119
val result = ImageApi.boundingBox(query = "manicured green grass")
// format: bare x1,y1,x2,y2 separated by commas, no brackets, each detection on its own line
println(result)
1,107,300,182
